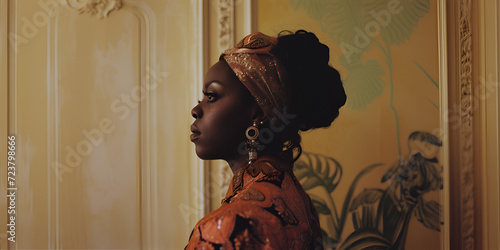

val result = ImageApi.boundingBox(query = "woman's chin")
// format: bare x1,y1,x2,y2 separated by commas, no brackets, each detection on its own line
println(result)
194,147,217,160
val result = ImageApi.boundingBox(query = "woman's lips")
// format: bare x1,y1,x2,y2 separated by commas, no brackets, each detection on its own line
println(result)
190,124,200,142
190,132,200,142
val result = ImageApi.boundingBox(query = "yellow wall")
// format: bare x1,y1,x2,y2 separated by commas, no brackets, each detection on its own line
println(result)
1,0,203,249
259,0,442,249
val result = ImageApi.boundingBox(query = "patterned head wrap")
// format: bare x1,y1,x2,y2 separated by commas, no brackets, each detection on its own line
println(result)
220,32,287,123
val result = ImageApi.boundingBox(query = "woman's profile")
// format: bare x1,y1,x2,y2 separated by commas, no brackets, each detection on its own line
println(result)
186,30,346,249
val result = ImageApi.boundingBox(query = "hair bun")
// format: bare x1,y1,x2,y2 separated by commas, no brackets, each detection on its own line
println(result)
271,30,346,131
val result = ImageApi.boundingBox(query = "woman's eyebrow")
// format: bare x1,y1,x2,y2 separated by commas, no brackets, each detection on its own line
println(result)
203,81,223,89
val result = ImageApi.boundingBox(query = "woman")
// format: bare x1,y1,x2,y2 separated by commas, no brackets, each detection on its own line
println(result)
187,30,346,249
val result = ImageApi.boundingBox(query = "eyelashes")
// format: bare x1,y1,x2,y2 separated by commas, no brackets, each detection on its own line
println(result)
198,91,218,103
203,91,218,103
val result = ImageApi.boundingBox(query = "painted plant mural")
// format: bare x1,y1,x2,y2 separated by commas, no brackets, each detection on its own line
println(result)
289,0,443,248
295,132,443,249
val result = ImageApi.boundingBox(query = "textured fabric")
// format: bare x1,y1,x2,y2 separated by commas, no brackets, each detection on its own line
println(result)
185,154,324,249
221,32,288,125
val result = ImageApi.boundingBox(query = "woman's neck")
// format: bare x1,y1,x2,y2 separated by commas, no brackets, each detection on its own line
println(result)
226,154,250,175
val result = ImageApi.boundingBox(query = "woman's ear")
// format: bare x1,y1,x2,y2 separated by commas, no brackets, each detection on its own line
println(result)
250,104,267,124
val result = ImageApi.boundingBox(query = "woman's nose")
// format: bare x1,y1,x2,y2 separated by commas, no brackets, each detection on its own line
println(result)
191,104,202,119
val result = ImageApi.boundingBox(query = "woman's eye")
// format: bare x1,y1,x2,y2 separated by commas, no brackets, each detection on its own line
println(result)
204,92,218,103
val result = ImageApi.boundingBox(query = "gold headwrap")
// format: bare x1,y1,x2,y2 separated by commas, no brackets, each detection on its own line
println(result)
221,32,287,123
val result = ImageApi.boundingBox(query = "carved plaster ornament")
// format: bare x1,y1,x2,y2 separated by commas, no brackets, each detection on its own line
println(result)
217,0,234,51
459,0,474,248
65,0,122,19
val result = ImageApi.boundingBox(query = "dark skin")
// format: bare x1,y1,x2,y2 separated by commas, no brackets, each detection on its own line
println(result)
191,60,266,174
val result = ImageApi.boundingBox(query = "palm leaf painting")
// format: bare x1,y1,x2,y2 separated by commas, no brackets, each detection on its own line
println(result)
294,152,383,248
295,132,443,249
289,0,441,248
342,59,386,110
291,0,431,158
360,0,431,46
336,228,392,250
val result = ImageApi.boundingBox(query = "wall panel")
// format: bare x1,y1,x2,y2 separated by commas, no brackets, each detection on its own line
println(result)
2,0,203,249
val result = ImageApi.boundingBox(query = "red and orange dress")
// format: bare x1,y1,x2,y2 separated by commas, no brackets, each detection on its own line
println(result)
186,154,323,249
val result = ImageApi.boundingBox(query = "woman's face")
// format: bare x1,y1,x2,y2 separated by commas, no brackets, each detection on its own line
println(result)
190,60,256,160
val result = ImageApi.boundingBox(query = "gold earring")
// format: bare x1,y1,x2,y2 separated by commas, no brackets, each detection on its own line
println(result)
245,121,260,163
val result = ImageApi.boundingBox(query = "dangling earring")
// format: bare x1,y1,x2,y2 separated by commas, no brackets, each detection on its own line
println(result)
245,121,261,163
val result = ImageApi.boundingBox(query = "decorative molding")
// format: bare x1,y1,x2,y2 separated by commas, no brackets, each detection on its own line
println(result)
478,0,500,249
207,0,257,212
65,0,122,19
47,2,157,248
244,0,257,34
216,0,235,51
437,0,450,248
458,0,475,249
211,0,236,212
196,0,209,222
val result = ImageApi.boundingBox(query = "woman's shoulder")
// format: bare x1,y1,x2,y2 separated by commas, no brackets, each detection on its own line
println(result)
186,154,323,249
186,201,287,249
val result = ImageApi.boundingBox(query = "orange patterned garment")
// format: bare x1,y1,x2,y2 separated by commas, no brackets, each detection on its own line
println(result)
185,154,323,249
